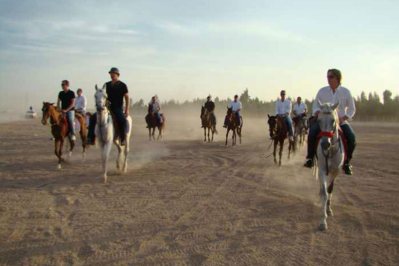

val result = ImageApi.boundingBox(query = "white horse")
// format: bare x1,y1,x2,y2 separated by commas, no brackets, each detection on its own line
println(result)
314,101,344,231
94,84,132,183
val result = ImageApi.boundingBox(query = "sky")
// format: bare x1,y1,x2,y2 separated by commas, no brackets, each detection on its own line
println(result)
0,0,398,111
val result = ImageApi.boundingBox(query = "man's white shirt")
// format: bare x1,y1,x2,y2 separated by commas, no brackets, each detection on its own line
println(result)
229,101,242,112
75,95,87,112
312,86,356,124
275,99,292,116
293,102,307,116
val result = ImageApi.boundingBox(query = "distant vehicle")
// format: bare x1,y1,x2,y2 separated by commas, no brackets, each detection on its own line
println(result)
25,106,37,119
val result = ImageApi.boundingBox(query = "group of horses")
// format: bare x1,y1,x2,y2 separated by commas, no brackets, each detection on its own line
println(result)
41,87,345,230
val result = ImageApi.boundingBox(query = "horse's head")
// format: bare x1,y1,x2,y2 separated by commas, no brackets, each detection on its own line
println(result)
317,101,339,150
94,84,108,112
267,114,277,138
41,102,55,125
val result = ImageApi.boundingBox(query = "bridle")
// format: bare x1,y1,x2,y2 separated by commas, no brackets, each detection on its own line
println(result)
317,110,341,175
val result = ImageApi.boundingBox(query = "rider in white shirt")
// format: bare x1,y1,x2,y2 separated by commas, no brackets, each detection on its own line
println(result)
304,69,356,175
224,94,242,127
75,88,87,115
292,96,308,128
275,90,294,141
293,97,307,117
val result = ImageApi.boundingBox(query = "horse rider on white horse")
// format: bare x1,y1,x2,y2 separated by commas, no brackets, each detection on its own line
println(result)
304,69,356,175
57,80,76,141
223,94,242,127
293,96,308,128
275,90,294,142
87,67,130,145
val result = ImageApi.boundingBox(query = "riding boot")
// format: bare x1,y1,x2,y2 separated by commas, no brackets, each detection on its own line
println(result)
341,123,356,175
304,122,320,168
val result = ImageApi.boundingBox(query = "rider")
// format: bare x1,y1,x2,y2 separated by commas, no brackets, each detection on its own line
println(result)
202,95,216,127
275,90,294,142
106,67,130,145
75,88,87,116
292,96,308,128
223,94,242,128
304,69,356,175
148,95,162,126
57,80,76,141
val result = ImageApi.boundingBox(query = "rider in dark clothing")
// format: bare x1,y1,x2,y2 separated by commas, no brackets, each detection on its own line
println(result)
202,95,216,127
87,67,130,145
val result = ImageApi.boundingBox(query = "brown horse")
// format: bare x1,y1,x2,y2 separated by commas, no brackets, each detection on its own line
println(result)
225,107,242,146
201,106,217,142
145,112,165,141
41,102,87,169
293,115,307,149
267,114,294,166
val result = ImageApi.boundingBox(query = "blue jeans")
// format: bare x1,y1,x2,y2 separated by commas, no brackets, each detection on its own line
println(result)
284,116,293,137
306,121,356,163
111,108,127,142
155,112,161,123
66,110,75,136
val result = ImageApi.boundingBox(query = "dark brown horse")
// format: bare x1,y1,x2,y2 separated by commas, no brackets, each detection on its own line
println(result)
201,106,217,142
267,114,294,166
225,107,242,146
41,102,87,169
293,115,307,148
145,111,165,141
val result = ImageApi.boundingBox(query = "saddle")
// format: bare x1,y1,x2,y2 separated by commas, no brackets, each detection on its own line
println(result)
316,128,348,161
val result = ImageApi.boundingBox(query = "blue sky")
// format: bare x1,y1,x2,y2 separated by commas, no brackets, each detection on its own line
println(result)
0,0,398,110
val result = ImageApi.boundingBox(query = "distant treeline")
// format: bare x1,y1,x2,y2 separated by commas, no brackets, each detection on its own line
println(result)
130,89,399,121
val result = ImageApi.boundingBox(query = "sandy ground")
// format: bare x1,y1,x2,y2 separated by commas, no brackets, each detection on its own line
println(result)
0,114,398,265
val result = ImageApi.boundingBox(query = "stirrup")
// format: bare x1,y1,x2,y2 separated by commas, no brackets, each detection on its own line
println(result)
304,159,314,168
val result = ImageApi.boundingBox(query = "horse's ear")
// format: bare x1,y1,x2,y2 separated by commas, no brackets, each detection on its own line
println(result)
95,84,98,91
331,102,339,110
267,114,270,118
102,84,106,90
50,102,55,105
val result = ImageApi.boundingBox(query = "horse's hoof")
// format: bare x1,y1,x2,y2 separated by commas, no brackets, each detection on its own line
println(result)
319,223,327,231
327,209,334,216
68,152,72,158
57,164,62,170
103,175,108,184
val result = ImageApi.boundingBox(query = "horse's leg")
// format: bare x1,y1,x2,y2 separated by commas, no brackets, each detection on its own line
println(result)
232,129,236,146
279,140,283,166
319,170,329,231
115,142,122,171
273,140,278,164
103,142,112,183
152,128,156,141
80,122,87,160
238,127,242,144
225,128,230,146
211,127,214,142
327,179,335,217
288,138,291,159
157,126,162,141
148,128,152,141
207,127,211,142
204,127,207,142
55,139,62,169
122,136,130,173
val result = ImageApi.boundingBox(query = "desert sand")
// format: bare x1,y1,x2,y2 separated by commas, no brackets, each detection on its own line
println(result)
0,113,398,265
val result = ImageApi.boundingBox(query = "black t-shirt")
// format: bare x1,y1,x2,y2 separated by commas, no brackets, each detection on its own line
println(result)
58,90,76,110
204,101,215,112
106,81,128,109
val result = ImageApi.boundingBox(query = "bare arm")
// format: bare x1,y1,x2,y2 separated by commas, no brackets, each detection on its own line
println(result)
124,93,129,116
